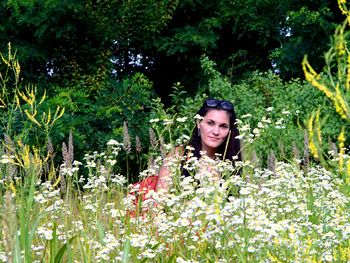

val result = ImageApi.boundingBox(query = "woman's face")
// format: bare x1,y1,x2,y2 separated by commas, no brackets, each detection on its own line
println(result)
198,109,230,156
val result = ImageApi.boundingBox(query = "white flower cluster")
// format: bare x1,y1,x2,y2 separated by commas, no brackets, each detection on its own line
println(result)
236,107,300,143
2,140,350,262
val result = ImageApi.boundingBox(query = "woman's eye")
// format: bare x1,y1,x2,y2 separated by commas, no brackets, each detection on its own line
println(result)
207,121,214,125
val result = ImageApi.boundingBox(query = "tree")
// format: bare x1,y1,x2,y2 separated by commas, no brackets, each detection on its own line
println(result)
0,0,178,86
271,0,343,79
145,0,343,99
0,0,344,94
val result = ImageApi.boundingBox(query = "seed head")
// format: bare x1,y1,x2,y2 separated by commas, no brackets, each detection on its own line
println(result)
135,136,142,153
149,128,158,151
123,121,131,154
268,150,276,176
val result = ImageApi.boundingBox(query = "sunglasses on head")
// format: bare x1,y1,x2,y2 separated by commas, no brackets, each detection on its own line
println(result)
204,98,234,111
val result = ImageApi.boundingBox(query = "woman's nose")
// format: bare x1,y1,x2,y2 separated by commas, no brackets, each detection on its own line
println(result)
212,126,219,135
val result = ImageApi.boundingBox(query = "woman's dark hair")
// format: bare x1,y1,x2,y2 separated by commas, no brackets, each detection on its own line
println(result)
182,98,242,176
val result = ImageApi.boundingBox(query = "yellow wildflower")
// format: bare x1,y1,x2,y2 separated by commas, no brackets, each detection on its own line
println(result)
347,54,350,90
315,109,322,144
303,57,334,98
24,109,42,127
346,159,350,184
267,251,282,263
307,113,319,159
338,128,346,171
335,84,350,119
334,99,347,119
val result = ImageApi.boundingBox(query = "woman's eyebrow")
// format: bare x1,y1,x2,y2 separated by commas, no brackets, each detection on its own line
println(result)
205,118,229,125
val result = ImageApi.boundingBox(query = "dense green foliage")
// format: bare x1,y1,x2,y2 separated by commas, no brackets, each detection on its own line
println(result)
0,0,343,85
0,0,348,179
0,0,177,82
47,71,155,159
2,2,350,261
155,56,347,165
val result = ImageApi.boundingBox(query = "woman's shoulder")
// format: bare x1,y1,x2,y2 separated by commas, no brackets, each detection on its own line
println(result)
167,145,185,157
164,145,195,160
170,145,196,160
165,145,195,161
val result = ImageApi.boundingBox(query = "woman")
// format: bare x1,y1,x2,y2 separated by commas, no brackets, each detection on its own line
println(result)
156,98,241,192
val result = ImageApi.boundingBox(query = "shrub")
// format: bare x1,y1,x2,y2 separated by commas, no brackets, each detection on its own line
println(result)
43,71,155,181
189,56,347,165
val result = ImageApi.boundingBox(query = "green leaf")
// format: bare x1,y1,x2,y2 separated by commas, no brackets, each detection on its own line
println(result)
121,238,131,263
54,236,78,263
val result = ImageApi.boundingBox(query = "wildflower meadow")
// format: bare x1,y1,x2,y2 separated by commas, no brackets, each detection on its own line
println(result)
2,1,350,262
2,142,350,262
